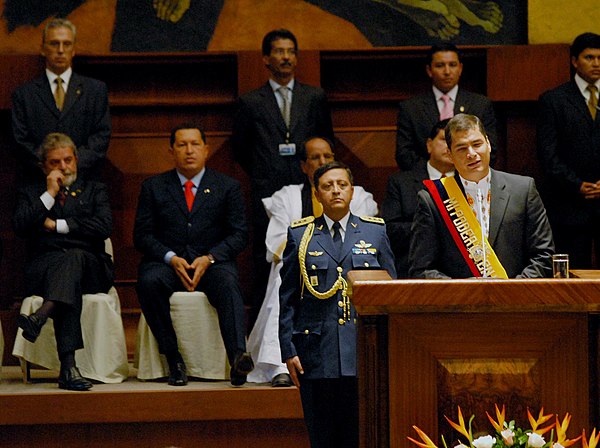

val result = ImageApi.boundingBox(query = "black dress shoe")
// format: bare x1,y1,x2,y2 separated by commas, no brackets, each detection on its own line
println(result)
168,362,188,386
58,367,93,391
271,373,293,387
230,352,254,386
17,313,46,343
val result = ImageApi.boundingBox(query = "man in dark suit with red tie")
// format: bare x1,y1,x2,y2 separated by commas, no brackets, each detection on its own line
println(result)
396,43,497,171
134,124,253,387
537,32,600,269
14,132,114,391
11,18,111,182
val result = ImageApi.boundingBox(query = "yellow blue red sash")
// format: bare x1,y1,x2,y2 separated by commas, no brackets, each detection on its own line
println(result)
423,176,508,278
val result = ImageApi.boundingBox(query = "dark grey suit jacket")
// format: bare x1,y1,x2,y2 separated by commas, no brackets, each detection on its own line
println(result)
381,160,428,277
11,72,111,179
133,168,248,267
396,88,497,170
231,81,333,198
408,170,554,278
537,80,600,225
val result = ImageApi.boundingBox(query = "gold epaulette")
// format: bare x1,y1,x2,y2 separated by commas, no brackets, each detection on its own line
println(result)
360,216,385,225
291,216,315,228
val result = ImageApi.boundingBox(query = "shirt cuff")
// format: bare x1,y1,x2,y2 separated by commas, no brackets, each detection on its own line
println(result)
40,191,55,210
56,219,69,234
164,251,176,265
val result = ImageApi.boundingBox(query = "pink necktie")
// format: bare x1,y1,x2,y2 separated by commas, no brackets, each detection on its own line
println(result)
440,94,454,120
184,180,195,211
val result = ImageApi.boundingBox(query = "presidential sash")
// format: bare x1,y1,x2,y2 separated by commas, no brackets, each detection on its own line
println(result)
423,176,508,279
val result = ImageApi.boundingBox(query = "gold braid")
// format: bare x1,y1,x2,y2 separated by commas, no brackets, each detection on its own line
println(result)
298,222,350,320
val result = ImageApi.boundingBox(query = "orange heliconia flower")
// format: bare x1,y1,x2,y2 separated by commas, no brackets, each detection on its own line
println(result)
527,407,554,435
486,404,506,434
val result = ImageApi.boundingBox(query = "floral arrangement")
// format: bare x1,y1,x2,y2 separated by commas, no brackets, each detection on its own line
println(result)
408,405,600,448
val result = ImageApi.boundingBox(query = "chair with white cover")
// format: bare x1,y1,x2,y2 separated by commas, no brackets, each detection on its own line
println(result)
135,291,229,380
12,239,129,383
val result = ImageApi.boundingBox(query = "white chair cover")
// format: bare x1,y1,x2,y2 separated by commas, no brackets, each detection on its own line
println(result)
12,288,129,384
135,291,229,380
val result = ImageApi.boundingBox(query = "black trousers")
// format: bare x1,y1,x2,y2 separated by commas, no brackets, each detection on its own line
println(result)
299,377,359,448
136,261,247,364
26,248,113,354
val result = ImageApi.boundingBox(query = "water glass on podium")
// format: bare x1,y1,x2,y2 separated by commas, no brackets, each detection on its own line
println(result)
552,254,569,278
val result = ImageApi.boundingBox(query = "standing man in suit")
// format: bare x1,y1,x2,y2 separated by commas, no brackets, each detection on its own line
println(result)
409,114,554,279
279,162,396,447
14,133,114,391
231,29,334,309
537,32,600,269
396,43,497,171
382,119,454,277
12,18,111,182
247,137,378,387
134,124,253,387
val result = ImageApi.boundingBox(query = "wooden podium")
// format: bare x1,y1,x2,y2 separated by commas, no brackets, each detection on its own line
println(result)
348,271,600,448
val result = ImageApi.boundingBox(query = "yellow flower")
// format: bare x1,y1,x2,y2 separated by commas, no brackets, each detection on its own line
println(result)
445,406,472,442
583,428,600,448
555,413,581,447
527,407,554,435
407,425,438,448
486,404,506,433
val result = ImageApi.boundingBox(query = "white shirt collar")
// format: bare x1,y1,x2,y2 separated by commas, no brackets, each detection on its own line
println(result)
269,78,295,92
46,67,72,90
323,211,350,235
427,161,454,179
176,168,205,188
433,84,458,102
574,73,600,99
459,170,491,188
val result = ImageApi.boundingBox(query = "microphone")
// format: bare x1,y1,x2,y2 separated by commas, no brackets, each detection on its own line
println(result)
476,189,486,278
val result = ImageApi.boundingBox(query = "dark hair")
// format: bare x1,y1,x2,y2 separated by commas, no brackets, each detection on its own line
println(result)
169,123,206,147
570,32,600,59
428,119,450,140
444,114,487,149
427,43,460,65
261,29,298,56
299,136,335,161
37,132,77,162
314,161,353,189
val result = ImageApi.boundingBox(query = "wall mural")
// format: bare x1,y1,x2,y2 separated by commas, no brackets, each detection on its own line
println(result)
1,0,526,52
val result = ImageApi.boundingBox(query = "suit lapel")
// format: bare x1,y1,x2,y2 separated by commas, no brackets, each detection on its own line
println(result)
61,178,85,215
289,82,306,133
61,73,82,116
167,170,190,217
339,214,361,264
259,83,288,134
313,216,337,260
34,76,61,118
488,169,509,246
566,80,595,124
455,88,470,115
190,169,215,217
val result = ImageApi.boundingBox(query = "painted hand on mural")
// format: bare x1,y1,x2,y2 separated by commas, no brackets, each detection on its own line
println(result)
372,0,502,40
153,0,190,23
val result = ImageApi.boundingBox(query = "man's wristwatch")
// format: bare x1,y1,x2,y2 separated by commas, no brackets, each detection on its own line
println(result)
206,254,216,264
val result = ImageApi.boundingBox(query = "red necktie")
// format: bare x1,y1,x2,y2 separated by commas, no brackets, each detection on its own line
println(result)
184,180,195,211
58,189,67,207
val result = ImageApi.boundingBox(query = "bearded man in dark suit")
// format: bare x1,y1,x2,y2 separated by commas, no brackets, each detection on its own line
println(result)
134,124,253,387
14,133,114,391
396,43,497,171
11,18,111,182
537,32,600,269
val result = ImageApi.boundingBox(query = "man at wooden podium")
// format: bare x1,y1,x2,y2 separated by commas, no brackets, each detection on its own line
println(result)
408,113,554,279
279,162,396,447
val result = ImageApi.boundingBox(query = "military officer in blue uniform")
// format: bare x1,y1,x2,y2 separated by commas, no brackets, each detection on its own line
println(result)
279,161,396,448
